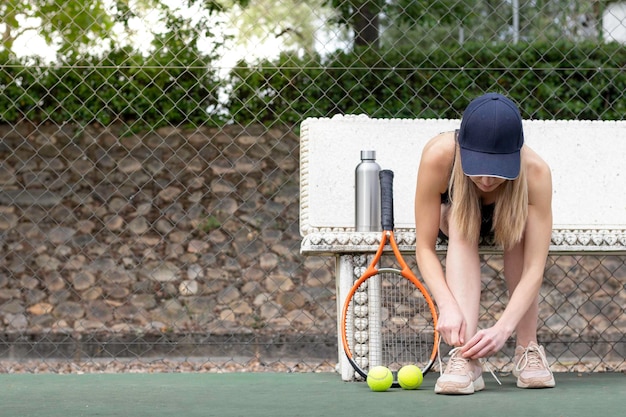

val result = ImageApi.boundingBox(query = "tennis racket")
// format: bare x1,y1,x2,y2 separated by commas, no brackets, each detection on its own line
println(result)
341,169,439,385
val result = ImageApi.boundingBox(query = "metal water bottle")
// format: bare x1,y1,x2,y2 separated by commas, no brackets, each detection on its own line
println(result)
355,150,381,232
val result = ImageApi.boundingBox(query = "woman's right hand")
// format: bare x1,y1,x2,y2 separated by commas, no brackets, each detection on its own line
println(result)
436,303,467,347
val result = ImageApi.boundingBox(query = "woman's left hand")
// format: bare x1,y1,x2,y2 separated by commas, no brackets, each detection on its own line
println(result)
459,326,511,359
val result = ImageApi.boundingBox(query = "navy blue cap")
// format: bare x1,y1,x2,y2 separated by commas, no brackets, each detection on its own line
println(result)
458,93,524,180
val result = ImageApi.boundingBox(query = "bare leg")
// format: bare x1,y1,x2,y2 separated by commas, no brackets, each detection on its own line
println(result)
504,237,555,388
435,216,485,394
445,217,482,344
503,236,539,347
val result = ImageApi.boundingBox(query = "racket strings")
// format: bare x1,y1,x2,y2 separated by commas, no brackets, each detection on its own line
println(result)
379,271,435,371
346,270,436,373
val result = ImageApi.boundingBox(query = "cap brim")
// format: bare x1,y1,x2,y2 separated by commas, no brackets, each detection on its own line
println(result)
460,147,520,180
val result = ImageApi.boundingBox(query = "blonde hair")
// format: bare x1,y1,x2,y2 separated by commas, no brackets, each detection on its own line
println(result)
448,145,528,249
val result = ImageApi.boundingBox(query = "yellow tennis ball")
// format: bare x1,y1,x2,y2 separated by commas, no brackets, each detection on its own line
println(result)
366,366,393,392
397,365,423,390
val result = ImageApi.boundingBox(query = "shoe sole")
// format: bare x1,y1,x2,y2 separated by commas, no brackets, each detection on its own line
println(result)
435,375,485,395
517,376,556,389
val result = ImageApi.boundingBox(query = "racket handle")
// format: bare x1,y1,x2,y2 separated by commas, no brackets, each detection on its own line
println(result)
379,170,394,231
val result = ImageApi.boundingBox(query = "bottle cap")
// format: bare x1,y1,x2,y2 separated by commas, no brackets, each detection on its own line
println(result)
360,150,376,160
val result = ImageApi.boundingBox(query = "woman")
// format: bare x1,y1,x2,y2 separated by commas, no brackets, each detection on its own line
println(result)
414,92,555,395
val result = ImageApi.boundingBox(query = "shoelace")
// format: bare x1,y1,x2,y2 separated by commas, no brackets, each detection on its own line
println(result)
482,358,502,385
443,347,467,373
437,339,501,385
515,344,549,372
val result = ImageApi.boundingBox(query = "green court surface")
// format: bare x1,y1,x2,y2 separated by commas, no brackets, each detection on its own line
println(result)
1,372,623,417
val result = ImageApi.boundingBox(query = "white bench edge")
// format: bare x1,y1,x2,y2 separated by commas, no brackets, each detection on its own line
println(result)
300,230,626,255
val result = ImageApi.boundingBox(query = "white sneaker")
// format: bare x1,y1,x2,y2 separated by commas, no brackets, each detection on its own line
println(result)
435,348,484,395
513,341,556,388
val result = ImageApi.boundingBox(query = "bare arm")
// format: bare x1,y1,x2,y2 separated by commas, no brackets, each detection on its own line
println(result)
461,152,552,358
414,133,466,343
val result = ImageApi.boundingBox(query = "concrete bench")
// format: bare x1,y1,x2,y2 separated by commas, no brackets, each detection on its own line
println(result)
299,114,626,380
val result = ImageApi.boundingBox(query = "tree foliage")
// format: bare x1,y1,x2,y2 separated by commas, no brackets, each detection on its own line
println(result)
324,0,606,50
0,0,248,61
323,0,385,47
1,0,115,58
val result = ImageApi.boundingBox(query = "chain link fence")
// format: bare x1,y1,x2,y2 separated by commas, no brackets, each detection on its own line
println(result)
0,1,624,373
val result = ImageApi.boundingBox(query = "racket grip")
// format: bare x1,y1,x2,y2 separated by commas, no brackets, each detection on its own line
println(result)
379,170,394,230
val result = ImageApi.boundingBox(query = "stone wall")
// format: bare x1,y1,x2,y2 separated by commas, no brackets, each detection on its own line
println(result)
0,122,336,360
